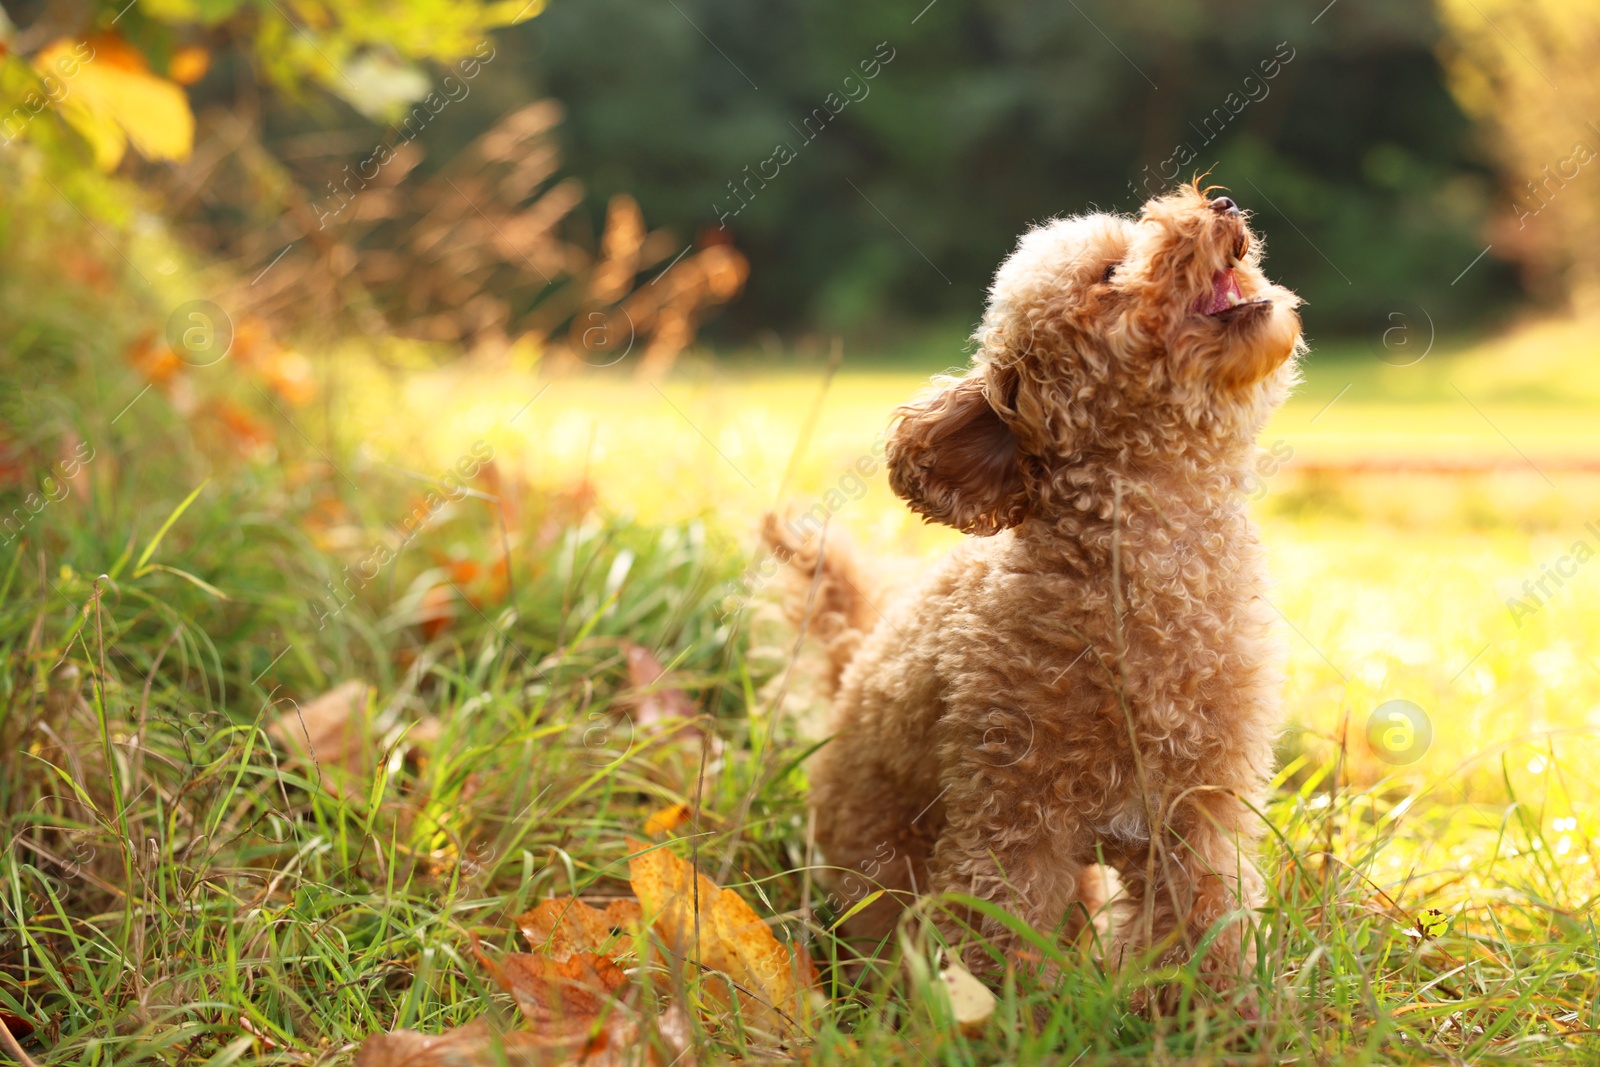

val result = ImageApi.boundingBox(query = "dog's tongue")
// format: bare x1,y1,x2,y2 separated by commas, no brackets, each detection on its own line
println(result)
1197,268,1242,315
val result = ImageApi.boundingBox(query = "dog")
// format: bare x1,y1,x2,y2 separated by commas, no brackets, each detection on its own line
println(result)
763,181,1304,1008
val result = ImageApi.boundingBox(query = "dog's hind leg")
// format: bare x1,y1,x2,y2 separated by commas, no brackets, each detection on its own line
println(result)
810,752,943,950
1108,795,1264,1013
924,770,1091,977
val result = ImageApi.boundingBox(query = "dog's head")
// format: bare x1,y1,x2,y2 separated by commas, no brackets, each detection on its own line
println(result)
887,181,1304,535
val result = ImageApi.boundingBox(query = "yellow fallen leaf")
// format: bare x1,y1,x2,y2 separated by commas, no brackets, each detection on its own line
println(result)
938,962,996,1036
626,838,816,1039
643,802,690,837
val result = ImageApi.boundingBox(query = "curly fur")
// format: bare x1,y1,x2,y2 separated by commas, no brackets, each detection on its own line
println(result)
764,182,1305,1008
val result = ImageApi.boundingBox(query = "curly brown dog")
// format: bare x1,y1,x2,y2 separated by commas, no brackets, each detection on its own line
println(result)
764,181,1304,1007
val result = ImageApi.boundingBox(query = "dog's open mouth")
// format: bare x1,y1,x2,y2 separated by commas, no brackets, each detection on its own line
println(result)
1196,267,1271,320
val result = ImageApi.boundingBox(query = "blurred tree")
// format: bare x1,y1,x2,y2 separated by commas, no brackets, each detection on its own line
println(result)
0,0,1526,353
1,0,747,372
1435,0,1600,312
476,0,1516,344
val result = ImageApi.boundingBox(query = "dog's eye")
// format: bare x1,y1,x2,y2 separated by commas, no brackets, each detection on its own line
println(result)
1101,262,1120,285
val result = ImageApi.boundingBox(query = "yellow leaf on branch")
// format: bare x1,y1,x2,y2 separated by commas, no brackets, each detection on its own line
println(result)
36,37,194,170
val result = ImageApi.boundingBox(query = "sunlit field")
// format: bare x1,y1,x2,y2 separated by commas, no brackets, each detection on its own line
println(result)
352,334,1600,795
7,283,1600,1062
320,333,1600,1056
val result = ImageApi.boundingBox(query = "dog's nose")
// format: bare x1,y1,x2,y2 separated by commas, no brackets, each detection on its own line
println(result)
1210,196,1241,217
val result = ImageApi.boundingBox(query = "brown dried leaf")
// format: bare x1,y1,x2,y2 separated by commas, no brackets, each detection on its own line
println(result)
515,897,643,961
355,1007,694,1067
626,839,817,1039
267,680,372,790
623,645,696,731
352,1016,624,1067
354,1020,549,1066
478,949,629,1040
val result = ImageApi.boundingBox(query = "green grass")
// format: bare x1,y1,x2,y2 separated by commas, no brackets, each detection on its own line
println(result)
3,186,1600,1066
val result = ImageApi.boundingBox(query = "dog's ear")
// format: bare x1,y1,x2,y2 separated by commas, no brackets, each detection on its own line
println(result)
886,370,1028,535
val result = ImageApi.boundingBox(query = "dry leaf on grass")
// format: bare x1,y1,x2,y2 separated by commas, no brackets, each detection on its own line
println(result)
359,832,824,1063
476,946,630,1040
626,838,818,1039
353,1011,694,1067
643,802,691,837
355,939,694,1067
939,962,996,1035
267,680,372,790
267,681,438,795
515,897,643,961
623,644,700,740
354,1020,550,1066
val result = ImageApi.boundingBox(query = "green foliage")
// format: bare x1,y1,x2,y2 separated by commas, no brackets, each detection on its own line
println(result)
0,0,536,178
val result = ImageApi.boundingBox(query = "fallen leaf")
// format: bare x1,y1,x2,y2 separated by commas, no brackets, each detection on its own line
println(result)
407,714,444,757
123,331,182,385
938,962,995,1036
355,1008,694,1067
471,941,702,1064
477,947,629,1040
267,680,372,792
626,839,816,1039
643,803,690,837
623,645,698,738
515,897,643,961
353,1018,576,1066
260,348,316,405
417,583,456,640
350,867,709,1064
212,400,273,457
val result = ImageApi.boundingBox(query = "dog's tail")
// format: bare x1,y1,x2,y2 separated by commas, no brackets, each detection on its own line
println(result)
758,512,881,695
